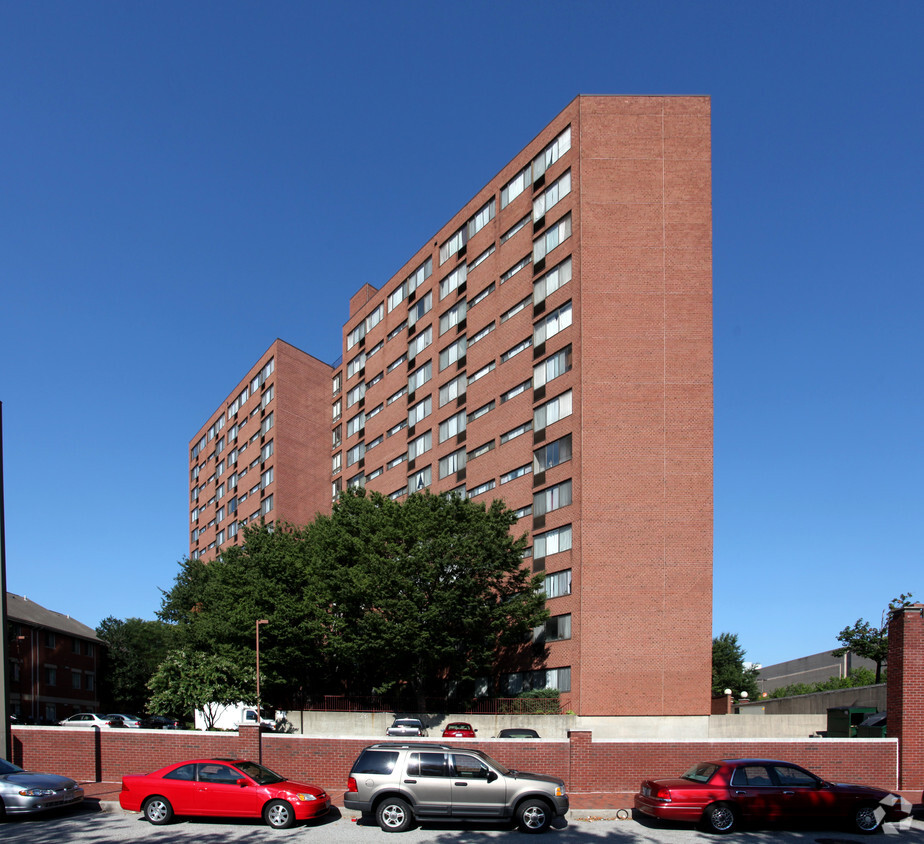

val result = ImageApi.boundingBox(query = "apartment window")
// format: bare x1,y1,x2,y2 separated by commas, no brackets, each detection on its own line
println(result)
367,371,383,388
534,301,572,345
408,325,433,359
348,473,365,490
408,360,432,392
468,243,494,270
347,351,367,378
260,412,275,436
533,214,572,264
501,164,531,208
533,434,572,472
367,402,383,420
468,321,495,346
408,395,432,426
347,383,366,408
501,379,532,403
501,463,531,484
365,303,384,332
388,353,408,372
540,569,571,600
467,400,494,423
261,440,273,461
534,345,573,388
533,169,571,221
332,373,342,395
260,385,274,409
366,466,383,480
261,467,274,489
440,225,467,265
439,373,467,408
469,282,495,308
534,257,573,304
45,632,56,648
347,411,366,438
347,442,365,467
468,440,495,460
410,465,432,491
439,300,467,335
440,264,467,300
387,418,408,437
408,290,432,328
217,506,225,523
45,666,56,686
468,478,496,498
534,614,571,643
514,505,533,519
534,525,573,558
502,665,571,694
333,449,343,474
217,483,225,500
533,125,572,181
347,322,365,351
468,197,496,239
439,447,467,478
500,420,532,443
468,361,495,384
389,486,407,500
332,399,342,421
216,436,225,455
390,257,433,312
367,434,383,451
501,214,530,243
501,337,532,363
367,339,383,359
439,336,467,371
387,453,407,469
229,520,238,538
439,409,467,443
501,255,531,284
387,320,407,340
408,430,432,460
501,295,532,323
332,426,343,448
533,480,573,516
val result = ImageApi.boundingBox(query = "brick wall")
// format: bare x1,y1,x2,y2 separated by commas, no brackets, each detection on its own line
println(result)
12,726,899,808
888,603,924,789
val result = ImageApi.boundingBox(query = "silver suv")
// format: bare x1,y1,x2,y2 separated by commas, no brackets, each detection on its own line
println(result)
344,742,568,833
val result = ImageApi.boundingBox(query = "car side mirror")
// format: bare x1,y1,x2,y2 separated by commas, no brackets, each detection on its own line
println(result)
487,771,498,783
237,778,249,787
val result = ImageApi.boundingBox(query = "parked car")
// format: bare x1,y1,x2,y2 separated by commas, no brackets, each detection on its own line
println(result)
344,741,568,833
442,722,477,738
58,713,124,728
139,715,181,730
0,758,84,817
634,758,909,834
106,713,143,728
496,728,540,739
119,758,330,829
386,718,428,737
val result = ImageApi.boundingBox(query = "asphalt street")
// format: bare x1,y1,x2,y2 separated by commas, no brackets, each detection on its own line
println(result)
1,805,922,844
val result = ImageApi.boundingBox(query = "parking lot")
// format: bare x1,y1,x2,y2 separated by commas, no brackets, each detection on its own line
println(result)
2,804,922,844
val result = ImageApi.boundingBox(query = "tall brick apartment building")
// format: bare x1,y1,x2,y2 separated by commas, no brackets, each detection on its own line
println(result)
188,96,713,716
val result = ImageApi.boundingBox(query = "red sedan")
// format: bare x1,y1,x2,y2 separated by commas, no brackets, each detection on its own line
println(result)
441,721,477,738
119,758,330,829
634,758,908,834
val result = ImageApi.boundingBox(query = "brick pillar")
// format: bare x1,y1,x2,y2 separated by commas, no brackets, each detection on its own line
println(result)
237,724,262,763
567,729,590,794
887,603,924,790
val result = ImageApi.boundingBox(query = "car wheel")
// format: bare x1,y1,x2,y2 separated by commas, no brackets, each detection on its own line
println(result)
376,797,413,832
142,796,174,825
702,801,736,834
854,802,884,833
263,799,295,829
517,798,552,833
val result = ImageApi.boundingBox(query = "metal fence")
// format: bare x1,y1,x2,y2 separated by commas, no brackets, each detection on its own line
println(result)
300,695,562,715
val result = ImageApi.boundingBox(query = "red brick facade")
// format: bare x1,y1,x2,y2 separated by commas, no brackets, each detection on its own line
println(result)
888,603,924,789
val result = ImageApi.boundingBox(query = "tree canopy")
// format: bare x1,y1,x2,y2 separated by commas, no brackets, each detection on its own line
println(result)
158,490,548,709
96,616,176,713
832,592,914,683
711,632,760,699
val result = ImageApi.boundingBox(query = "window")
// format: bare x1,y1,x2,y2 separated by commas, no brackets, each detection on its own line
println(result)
387,386,407,405
439,409,467,442
514,505,532,519
467,197,495,239
387,453,407,469
468,321,495,346
261,440,273,461
367,402,383,420
468,478,496,498
367,339,383,359
347,442,365,467
533,213,572,263
407,752,448,778
534,257,573,304
366,371,382,388
390,258,433,312
332,373,342,395
533,479,573,516
534,345,572,388
45,666,56,685
410,465,432,491
408,290,432,328
408,360,432,392
440,264,467,300
468,243,494,270
501,463,531,484
500,420,532,443
501,379,532,403
533,169,571,220
347,351,366,378
501,295,532,323
388,352,408,372
45,632,56,648
347,383,366,408
532,125,571,181
469,282,494,308
468,440,495,460
502,665,571,694
440,225,467,265
347,412,365,438
367,465,383,480
408,396,432,426
501,165,531,208
534,301,572,345
468,361,495,384
439,336,467,371
439,300,467,335
260,495,274,515
347,321,365,351
534,525,573,558
332,399,342,421
389,486,407,500
533,434,572,472
501,337,532,363
439,448,467,478
501,255,531,283
260,412,275,436
541,568,572,598
387,320,407,340
71,670,81,690
408,430,432,459
260,385,274,409
348,473,365,490
467,400,494,422
534,614,571,642
501,214,530,243
534,389,572,429
387,418,408,437
408,325,433,359
439,373,467,407
365,303,384,332
367,434,383,451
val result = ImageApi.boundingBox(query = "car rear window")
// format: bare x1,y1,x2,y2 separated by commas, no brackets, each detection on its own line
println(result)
353,750,399,775
682,763,719,783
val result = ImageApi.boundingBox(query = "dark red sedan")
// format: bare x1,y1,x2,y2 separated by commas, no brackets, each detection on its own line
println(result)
441,721,477,738
634,758,907,834
119,758,330,829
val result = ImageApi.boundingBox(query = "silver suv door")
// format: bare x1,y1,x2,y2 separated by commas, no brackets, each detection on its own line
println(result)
449,752,507,818
405,751,451,817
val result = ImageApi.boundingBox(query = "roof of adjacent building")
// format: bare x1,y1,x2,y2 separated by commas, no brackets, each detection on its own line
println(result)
5,592,102,642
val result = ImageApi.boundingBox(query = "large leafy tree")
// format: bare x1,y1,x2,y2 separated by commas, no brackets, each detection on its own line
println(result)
832,592,914,683
712,632,760,699
96,616,176,713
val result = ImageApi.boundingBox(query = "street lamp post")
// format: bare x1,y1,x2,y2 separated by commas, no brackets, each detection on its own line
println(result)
255,619,268,761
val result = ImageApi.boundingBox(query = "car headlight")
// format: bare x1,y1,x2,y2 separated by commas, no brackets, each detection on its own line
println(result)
295,792,317,801
555,786,566,797
20,788,57,797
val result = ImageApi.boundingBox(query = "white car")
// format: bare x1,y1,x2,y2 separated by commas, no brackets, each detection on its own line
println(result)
58,713,123,728
106,713,143,728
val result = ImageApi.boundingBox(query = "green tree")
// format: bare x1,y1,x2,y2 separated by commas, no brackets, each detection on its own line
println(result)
712,632,760,699
96,616,176,713
147,649,253,728
832,592,914,683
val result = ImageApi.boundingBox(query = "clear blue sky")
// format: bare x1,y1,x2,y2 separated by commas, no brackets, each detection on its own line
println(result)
1,1,921,668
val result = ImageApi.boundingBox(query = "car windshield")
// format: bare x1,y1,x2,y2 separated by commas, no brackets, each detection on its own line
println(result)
0,759,25,775
682,762,720,783
233,760,285,785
